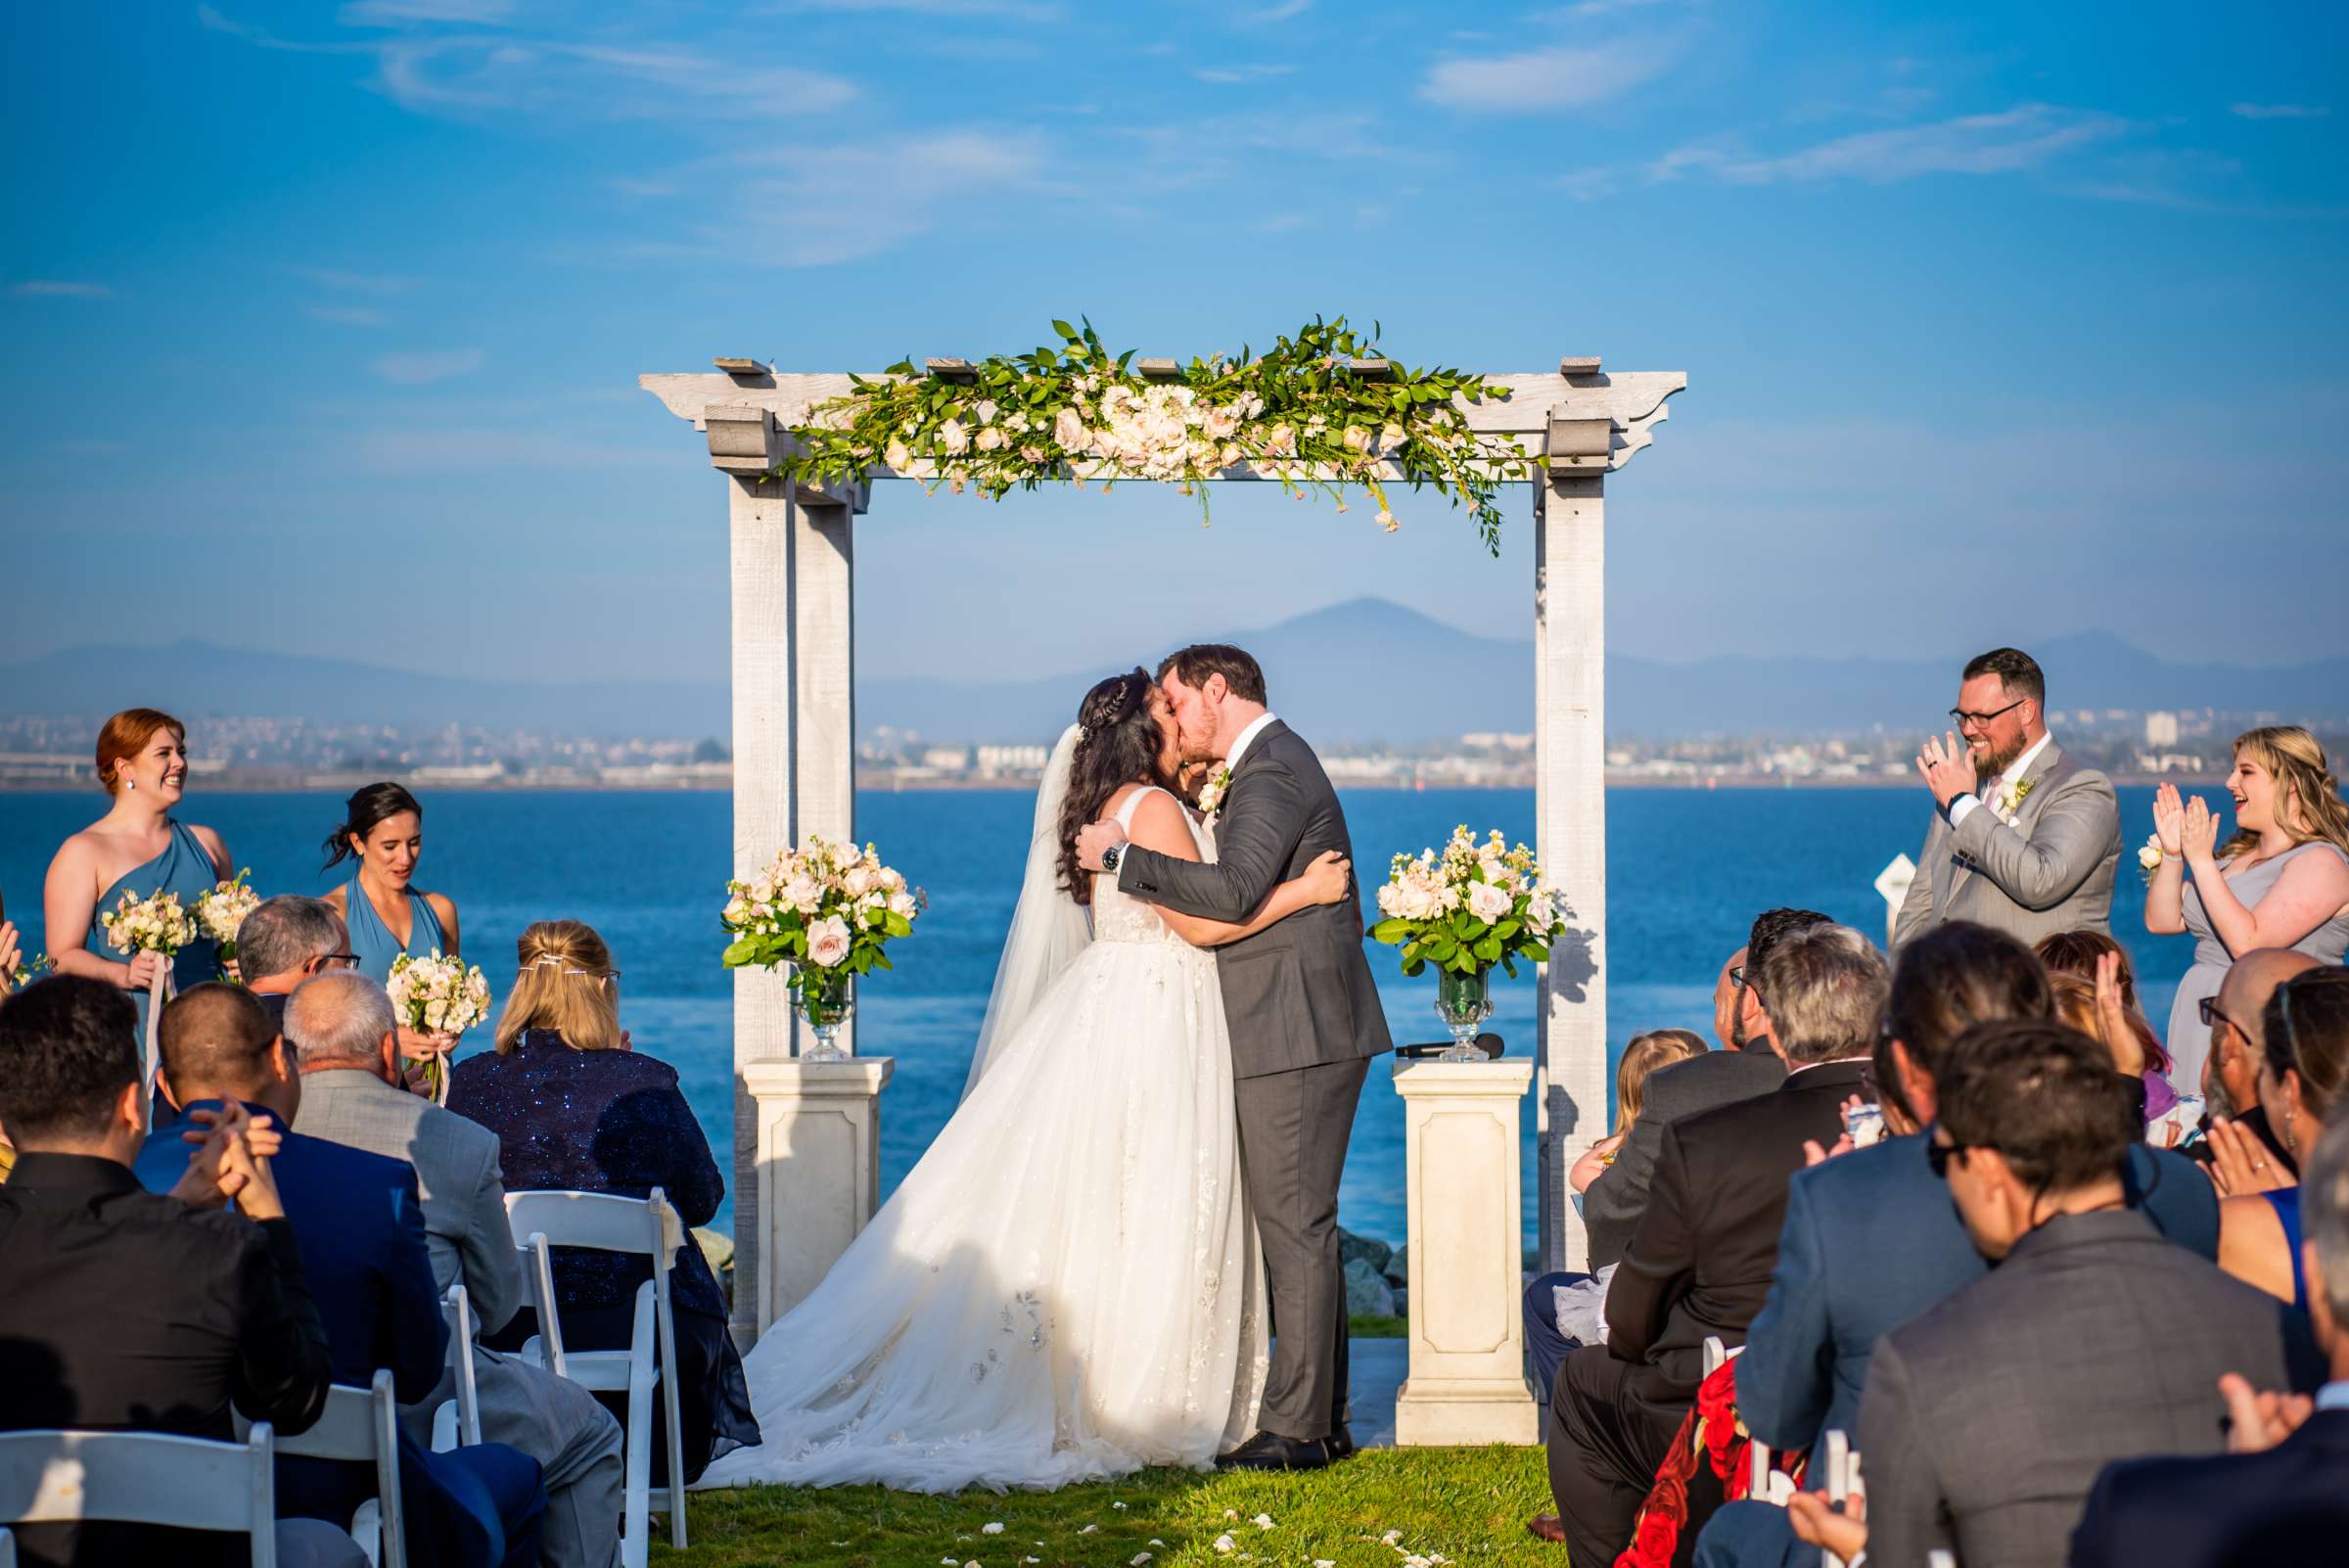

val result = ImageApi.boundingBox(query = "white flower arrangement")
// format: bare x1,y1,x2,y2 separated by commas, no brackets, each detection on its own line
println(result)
2139,833,2167,885
721,835,923,1022
194,867,262,969
778,317,1540,555
387,949,491,1101
1195,763,1233,821
100,889,199,958
1370,826,1559,979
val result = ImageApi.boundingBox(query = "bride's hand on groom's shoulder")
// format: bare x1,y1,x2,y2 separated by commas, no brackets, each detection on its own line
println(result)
1301,850,1352,905
1075,819,1126,871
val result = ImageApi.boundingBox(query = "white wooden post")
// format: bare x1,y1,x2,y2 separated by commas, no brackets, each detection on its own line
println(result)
727,470,796,1348
1534,470,1608,1273
789,489,857,1058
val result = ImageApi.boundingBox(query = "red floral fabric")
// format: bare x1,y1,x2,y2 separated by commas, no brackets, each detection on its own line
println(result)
1612,1360,1810,1568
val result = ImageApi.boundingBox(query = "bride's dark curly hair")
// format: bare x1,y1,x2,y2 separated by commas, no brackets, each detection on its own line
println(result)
1058,668,1170,905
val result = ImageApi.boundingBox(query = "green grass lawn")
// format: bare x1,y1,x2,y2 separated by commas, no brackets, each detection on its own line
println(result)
656,1447,1560,1568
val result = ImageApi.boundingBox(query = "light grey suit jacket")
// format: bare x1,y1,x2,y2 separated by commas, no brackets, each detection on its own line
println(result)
1859,1210,2319,1568
294,1068,524,1336
1892,739,2121,950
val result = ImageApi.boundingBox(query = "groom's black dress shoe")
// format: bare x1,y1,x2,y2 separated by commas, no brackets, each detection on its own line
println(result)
1325,1425,1357,1461
1216,1431,1331,1471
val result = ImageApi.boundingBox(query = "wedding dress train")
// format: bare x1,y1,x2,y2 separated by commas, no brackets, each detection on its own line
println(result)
697,782,1265,1494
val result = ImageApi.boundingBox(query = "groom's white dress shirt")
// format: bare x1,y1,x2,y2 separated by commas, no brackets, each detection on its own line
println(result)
1949,729,2053,828
1221,711,1279,773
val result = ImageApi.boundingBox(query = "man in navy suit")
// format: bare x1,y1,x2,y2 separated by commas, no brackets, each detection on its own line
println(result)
1695,923,2223,1568
138,984,547,1568
2071,1111,2349,1567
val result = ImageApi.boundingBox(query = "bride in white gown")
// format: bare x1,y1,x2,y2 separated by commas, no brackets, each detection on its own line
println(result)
698,670,1353,1494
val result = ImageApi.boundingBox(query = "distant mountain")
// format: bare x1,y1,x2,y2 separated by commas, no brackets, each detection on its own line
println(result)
6,605,2341,745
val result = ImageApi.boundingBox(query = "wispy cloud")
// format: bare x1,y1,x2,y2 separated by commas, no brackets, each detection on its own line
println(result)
2230,102,2328,120
608,175,678,198
1419,37,1681,113
303,304,392,327
339,0,517,23
7,280,112,299
770,0,1062,17
372,346,484,384
1241,0,1312,22
294,265,415,295
1651,104,2128,184
1194,63,1298,84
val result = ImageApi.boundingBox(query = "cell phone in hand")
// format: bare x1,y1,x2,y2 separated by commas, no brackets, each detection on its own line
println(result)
1842,1101,1887,1148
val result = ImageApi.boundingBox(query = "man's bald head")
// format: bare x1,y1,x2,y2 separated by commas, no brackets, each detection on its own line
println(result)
157,983,282,1103
2218,949,2324,1056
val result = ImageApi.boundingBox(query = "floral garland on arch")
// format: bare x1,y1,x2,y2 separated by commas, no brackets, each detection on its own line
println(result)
778,317,1539,554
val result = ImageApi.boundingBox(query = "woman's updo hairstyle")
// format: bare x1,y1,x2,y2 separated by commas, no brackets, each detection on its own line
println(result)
1057,668,1170,906
323,782,424,871
94,708,184,795
493,918,622,1054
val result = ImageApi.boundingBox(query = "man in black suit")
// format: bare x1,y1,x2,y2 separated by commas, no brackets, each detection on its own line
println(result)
0,976,350,1568
2070,1109,2349,1568
1582,907,1832,1268
1537,923,1889,1561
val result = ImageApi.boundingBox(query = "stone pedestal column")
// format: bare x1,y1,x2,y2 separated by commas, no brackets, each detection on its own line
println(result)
1392,1055,1540,1447
742,1056,895,1337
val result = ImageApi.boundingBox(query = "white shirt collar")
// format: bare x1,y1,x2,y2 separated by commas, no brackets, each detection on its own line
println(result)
1996,730,2054,790
1223,712,1278,773
2317,1379,2349,1413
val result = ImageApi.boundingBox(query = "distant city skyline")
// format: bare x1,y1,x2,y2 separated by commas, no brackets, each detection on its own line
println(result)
5,2,2345,684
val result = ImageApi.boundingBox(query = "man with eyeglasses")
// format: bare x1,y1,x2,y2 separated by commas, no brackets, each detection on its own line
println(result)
2188,947,2318,1179
1893,646,2121,951
1799,1020,2320,1568
236,895,363,1036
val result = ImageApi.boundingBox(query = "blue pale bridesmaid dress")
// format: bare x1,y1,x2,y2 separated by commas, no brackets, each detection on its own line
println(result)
345,875,449,983
86,820,222,1036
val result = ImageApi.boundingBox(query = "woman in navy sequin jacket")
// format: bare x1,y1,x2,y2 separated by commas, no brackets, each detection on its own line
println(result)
451,919,760,1482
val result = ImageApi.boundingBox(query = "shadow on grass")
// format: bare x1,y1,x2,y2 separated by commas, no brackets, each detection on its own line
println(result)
660,1446,1559,1568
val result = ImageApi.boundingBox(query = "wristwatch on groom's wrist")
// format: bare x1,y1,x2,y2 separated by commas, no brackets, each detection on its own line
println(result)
1099,842,1126,876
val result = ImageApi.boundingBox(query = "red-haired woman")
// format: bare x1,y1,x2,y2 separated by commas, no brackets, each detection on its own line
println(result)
42,709,232,1037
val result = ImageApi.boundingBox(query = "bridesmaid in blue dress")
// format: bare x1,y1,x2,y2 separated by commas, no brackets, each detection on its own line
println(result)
321,782,464,1070
42,709,232,1037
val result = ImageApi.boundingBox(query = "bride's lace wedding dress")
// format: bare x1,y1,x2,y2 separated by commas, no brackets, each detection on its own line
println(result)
697,781,1266,1494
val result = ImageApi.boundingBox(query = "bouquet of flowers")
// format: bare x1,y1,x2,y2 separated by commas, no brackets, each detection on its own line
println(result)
194,867,262,979
721,836,922,1045
100,889,199,963
386,949,492,1102
1369,826,1559,979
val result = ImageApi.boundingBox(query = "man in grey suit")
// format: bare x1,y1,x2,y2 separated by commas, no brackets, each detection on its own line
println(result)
286,971,626,1568
1078,644,1393,1471
1794,1019,2322,1568
1895,647,2121,949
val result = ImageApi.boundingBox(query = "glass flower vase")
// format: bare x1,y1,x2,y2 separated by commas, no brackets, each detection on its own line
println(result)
793,967,853,1063
1433,967,1493,1062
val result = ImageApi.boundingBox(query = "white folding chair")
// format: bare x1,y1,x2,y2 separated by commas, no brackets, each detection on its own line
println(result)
239,1369,404,1568
432,1283,484,1453
0,1425,277,1567
505,1187,687,1568
0,1521,14,1568
1819,1428,1852,1568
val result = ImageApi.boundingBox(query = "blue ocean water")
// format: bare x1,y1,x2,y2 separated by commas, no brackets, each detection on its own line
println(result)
0,786,2195,1246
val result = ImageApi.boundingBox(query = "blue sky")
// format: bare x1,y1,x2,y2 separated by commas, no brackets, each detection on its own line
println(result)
3,0,2344,689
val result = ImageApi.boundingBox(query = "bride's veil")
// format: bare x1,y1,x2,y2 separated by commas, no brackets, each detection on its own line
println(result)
960,721,1092,1099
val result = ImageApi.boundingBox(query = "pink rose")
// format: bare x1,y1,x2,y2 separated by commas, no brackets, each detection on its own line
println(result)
806,916,852,969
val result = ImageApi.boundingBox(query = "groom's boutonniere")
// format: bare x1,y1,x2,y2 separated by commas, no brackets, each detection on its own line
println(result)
1196,763,1233,822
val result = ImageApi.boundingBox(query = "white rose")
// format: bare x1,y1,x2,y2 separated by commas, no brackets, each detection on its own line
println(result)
845,865,875,898
2139,838,2164,871
975,398,998,424
976,426,1005,452
806,916,852,968
723,894,751,926
1342,426,1371,453
1466,882,1513,922
750,876,775,904
939,418,970,454
784,874,822,914
1376,884,1404,918
1526,892,1557,933
1053,407,1086,449
884,439,911,470
887,891,918,920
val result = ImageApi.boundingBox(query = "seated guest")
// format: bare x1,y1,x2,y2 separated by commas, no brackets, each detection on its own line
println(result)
2071,1108,2349,1567
0,975,353,1568
1697,923,2220,1568
2219,966,2349,1311
235,895,360,1034
1582,909,1831,1268
453,920,760,1484
1525,1028,1706,1400
2195,946,2321,1177
1845,1020,2321,1568
286,969,626,1568
1537,923,1886,1561
2039,929,2182,1129
136,983,546,1568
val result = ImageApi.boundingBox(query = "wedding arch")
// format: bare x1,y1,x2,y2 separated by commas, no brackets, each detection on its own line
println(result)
642,324,1685,1349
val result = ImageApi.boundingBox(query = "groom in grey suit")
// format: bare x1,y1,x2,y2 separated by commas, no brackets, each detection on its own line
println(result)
1894,647,2121,950
1078,644,1393,1470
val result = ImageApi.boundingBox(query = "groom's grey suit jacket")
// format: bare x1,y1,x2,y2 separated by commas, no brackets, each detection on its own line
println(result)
1892,739,2122,950
1118,719,1394,1079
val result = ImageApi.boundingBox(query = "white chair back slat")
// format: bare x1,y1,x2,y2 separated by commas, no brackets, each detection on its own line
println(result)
501,1187,687,1568
0,1425,278,1567
444,1284,483,1448
0,1521,15,1568
239,1370,405,1568
1749,1438,1773,1500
